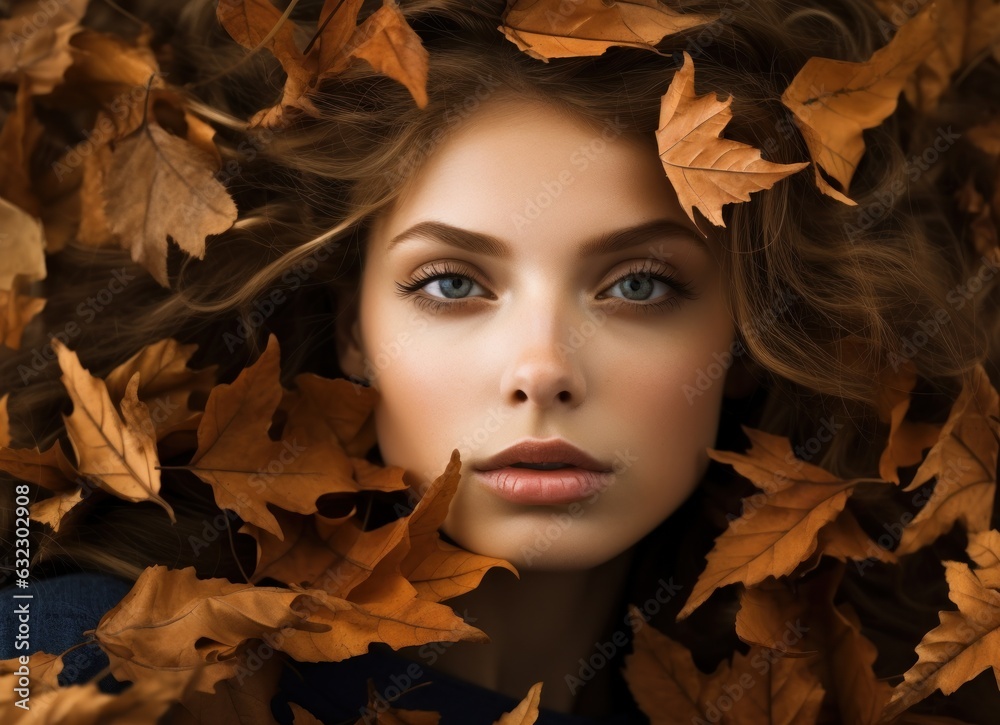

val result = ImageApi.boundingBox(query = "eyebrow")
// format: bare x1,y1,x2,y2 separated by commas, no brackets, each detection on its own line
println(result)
385,218,709,259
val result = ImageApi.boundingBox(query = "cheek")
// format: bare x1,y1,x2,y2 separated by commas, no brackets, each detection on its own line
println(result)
361,296,477,475
618,324,733,477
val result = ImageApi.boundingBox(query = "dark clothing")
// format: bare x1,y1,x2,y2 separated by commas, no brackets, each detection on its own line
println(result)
1,572,642,724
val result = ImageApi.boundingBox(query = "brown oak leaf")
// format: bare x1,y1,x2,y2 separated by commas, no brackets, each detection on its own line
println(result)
399,449,519,602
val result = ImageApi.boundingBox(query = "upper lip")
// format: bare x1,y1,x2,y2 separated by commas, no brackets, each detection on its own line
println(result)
474,438,613,472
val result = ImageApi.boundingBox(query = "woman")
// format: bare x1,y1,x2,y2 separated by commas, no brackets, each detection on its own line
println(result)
1,0,998,722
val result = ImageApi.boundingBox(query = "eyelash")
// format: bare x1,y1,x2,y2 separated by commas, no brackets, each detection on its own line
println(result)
393,260,700,315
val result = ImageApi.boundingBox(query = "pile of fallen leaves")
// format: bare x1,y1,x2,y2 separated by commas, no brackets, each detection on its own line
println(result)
1,0,1000,722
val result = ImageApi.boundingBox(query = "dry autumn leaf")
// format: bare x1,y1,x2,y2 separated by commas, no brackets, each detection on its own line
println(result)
895,363,1000,555
883,529,1000,719
0,651,64,714
164,645,285,725
102,120,237,287
350,678,442,724
279,576,490,663
877,0,966,113
875,0,1000,112
675,426,888,621
41,670,202,723
0,0,89,95
735,565,903,724
188,333,407,539
337,0,429,108
62,26,164,114
780,0,938,203
240,504,388,589
494,680,543,724
278,371,381,459
623,603,825,724
0,279,46,350
0,197,47,291
955,178,1000,267
29,486,85,531
1,650,205,724
0,81,43,217
398,449,519,602
0,423,78,493
0,392,9,446
655,50,808,232
497,0,718,62
216,0,319,125
275,455,494,662
103,337,219,445
92,565,330,695
875,358,944,485
217,0,429,128
52,337,176,522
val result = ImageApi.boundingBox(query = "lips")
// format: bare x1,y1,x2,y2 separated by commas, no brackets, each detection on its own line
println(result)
474,438,612,473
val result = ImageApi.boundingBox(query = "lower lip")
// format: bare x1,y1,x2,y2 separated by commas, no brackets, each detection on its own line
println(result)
473,466,614,504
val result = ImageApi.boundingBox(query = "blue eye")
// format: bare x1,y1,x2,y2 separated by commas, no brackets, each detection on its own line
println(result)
604,271,667,302
394,260,699,314
424,275,485,300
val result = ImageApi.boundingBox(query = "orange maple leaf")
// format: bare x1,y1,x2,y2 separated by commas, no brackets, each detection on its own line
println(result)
494,680,543,724
188,333,407,539
656,50,808,233
217,0,429,128
875,359,945,485
346,677,443,724
103,121,237,288
736,567,898,724
92,565,328,695
883,529,1000,719
676,426,887,620
0,650,202,724
624,603,825,723
780,0,939,202
895,364,1000,555
497,0,718,62
51,338,176,522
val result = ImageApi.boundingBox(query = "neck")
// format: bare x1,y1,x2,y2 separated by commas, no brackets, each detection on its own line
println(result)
397,544,638,716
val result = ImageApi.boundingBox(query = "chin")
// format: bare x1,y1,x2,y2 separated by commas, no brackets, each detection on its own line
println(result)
441,523,623,572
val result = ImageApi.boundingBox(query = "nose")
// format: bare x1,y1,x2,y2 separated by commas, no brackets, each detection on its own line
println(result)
500,295,587,408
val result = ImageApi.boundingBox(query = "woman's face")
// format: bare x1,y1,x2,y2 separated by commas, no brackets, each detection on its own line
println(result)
337,96,747,570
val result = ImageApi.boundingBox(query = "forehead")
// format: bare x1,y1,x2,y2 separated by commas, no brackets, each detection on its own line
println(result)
369,95,721,261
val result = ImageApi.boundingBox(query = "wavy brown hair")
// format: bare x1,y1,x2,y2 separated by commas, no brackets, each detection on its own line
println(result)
3,0,1000,719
